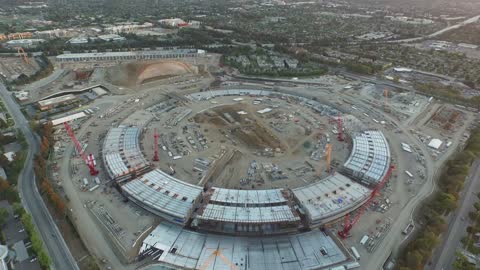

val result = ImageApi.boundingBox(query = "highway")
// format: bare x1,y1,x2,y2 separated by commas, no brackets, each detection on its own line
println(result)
388,14,480,43
428,160,480,270
0,82,79,270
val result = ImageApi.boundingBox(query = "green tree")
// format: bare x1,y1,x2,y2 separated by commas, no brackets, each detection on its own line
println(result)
0,208,8,225
12,202,25,216
432,192,457,213
453,252,476,270
405,250,423,270
38,250,51,268
474,202,480,212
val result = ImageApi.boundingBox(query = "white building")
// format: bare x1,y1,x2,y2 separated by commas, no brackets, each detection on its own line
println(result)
428,138,443,150
97,34,126,42
56,49,204,63
68,37,89,45
5,39,45,48
159,18,187,27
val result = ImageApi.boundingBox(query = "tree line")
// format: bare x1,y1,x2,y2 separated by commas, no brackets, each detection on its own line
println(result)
415,82,480,109
34,122,67,215
397,127,480,269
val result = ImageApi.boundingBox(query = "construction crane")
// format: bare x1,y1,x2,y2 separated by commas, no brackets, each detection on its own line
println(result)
325,143,332,173
336,116,344,141
63,122,99,176
16,47,29,64
338,165,395,239
153,128,159,161
199,249,237,270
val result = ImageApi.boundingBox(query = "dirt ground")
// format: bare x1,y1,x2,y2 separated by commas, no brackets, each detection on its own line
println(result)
145,96,351,190
106,60,197,88
0,56,40,80
194,104,286,151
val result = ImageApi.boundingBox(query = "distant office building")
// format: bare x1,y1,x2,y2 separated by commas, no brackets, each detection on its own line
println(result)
55,49,205,63
5,39,45,48
68,37,89,45
97,34,126,42
158,18,187,27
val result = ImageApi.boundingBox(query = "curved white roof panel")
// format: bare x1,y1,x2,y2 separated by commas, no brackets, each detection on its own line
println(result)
209,188,288,206
140,222,349,270
343,130,390,185
197,204,300,224
292,173,370,224
122,169,202,222
102,126,150,181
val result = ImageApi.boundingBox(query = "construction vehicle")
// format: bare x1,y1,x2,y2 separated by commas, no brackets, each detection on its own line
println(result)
338,165,395,239
64,122,99,176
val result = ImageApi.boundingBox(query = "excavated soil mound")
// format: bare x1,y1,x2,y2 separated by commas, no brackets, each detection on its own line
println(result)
107,61,196,88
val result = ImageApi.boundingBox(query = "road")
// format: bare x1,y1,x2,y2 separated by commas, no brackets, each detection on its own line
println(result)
0,82,79,270
388,14,480,43
428,160,480,270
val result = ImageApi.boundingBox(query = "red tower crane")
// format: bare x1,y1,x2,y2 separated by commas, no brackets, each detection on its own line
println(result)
336,116,344,141
63,122,99,176
338,165,395,239
153,128,159,161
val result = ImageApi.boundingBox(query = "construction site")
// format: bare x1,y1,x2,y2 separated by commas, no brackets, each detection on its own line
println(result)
0,52,41,82
8,48,476,270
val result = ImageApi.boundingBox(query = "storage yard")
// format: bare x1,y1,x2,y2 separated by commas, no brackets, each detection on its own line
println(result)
19,49,477,270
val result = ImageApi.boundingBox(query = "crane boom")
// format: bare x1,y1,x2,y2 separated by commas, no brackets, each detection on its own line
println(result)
325,143,332,173
64,122,99,176
338,165,395,239
16,47,29,64
153,128,159,161
336,116,344,141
